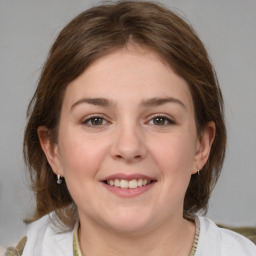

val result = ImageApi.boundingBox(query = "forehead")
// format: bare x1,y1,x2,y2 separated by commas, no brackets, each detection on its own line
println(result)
63,46,194,112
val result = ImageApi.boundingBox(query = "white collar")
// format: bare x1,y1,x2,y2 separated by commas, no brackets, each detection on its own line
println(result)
22,214,74,256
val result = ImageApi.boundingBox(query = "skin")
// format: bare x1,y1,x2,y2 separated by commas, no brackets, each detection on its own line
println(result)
38,45,215,256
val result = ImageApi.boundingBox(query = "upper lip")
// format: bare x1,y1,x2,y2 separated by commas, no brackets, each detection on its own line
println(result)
101,173,157,181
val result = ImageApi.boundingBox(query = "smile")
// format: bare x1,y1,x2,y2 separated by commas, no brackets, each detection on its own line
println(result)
105,179,152,189
101,174,157,197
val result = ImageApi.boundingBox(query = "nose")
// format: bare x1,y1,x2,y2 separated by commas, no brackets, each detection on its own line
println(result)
110,124,147,163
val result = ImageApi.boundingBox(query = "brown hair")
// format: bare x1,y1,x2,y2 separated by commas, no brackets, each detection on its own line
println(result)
24,1,226,228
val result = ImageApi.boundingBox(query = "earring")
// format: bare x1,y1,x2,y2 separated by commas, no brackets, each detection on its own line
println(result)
197,169,200,175
57,174,62,184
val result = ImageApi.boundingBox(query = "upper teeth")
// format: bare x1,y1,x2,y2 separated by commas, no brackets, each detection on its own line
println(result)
106,179,151,189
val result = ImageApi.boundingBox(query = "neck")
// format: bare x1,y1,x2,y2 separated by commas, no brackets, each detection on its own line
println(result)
78,214,195,256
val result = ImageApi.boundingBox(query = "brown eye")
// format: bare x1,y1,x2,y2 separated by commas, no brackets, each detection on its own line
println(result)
149,116,175,126
153,117,166,125
82,117,106,126
91,117,104,125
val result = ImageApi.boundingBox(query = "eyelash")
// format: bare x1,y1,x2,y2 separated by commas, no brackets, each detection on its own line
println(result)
148,115,175,126
81,114,175,127
81,115,108,126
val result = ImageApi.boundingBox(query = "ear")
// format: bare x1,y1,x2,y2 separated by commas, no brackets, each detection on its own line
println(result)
37,126,64,177
192,121,216,174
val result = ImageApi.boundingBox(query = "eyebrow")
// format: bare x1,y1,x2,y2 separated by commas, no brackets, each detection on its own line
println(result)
71,97,115,111
141,97,186,110
71,96,186,111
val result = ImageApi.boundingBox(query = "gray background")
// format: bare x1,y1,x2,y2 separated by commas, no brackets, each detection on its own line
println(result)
0,0,255,247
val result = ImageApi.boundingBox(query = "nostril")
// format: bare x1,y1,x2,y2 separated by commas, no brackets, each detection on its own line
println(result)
114,154,142,161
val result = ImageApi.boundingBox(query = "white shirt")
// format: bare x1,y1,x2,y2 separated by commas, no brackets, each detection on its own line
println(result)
195,216,256,255
22,214,73,256
21,214,256,256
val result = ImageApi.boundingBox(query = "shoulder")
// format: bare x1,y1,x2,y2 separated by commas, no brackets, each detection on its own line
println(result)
7,213,74,256
196,216,256,256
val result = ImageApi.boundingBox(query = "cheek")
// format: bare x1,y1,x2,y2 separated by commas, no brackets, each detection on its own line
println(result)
148,133,196,209
58,129,109,178
57,130,110,206
149,133,196,174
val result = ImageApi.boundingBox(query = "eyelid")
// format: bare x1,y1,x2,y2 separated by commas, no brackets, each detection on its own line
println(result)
147,114,176,125
80,113,175,126
81,114,110,126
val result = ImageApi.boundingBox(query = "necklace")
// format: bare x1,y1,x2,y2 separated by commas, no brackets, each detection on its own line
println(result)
188,215,200,256
73,222,82,256
73,215,200,256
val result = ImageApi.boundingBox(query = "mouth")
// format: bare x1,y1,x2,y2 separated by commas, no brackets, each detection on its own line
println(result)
103,178,156,189
101,174,157,197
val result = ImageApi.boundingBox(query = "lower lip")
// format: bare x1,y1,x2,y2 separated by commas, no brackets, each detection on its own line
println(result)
102,182,156,198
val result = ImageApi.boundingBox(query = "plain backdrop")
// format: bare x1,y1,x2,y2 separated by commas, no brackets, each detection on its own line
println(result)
0,0,255,247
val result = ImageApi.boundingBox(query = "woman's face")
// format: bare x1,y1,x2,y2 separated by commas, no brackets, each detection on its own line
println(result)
41,46,213,234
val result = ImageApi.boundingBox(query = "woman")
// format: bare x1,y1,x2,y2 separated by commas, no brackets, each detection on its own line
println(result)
6,1,256,255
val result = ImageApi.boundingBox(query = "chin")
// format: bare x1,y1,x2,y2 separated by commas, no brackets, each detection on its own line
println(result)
101,207,154,234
